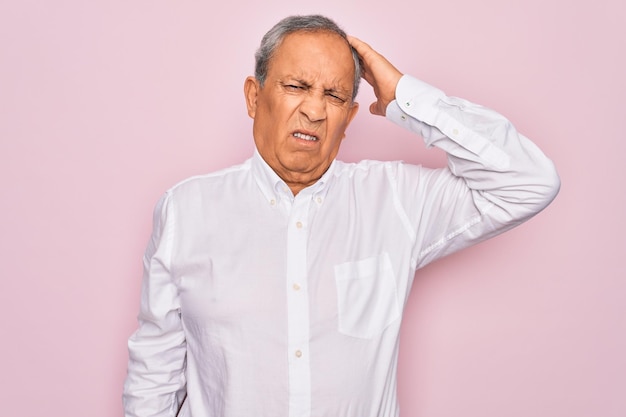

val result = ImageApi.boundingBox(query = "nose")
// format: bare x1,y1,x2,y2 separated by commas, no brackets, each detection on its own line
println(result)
299,92,326,123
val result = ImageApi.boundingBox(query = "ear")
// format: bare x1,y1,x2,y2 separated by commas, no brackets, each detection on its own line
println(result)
347,101,360,125
342,101,360,138
244,76,260,119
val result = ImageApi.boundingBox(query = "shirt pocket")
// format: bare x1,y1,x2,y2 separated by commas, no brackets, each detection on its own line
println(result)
334,252,401,339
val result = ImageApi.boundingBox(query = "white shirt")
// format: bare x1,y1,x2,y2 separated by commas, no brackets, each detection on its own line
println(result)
123,75,560,417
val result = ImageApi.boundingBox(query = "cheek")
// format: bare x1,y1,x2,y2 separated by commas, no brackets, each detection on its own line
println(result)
323,132,345,159
327,112,352,137
254,103,281,135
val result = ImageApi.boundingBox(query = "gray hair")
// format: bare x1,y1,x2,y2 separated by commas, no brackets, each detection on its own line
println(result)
254,15,362,101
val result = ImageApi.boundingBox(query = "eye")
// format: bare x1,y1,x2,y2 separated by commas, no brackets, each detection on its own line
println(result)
284,84,304,92
326,92,347,104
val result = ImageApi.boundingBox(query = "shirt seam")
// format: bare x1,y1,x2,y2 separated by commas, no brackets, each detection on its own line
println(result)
417,202,495,260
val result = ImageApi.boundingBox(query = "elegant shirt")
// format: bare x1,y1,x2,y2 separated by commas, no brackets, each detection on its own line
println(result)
123,75,560,417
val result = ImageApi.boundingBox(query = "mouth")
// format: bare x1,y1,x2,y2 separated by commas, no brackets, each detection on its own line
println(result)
293,131,319,142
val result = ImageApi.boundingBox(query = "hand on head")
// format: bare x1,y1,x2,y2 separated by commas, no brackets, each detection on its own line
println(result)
347,36,403,116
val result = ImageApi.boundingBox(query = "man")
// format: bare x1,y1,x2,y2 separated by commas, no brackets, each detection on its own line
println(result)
123,14,559,417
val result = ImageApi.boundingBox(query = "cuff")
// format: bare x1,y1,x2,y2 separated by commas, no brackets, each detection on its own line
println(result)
386,74,446,124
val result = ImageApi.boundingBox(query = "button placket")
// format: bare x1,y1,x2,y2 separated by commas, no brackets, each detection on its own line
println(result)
285,193,312,416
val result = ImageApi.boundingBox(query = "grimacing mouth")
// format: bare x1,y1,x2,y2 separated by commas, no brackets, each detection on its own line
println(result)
293,131,319,141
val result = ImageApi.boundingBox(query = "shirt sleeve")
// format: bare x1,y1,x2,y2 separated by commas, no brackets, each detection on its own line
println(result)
385,75,560,269
123,191,187,417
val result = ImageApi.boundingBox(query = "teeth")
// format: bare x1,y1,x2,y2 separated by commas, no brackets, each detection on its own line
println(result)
294,132,317,141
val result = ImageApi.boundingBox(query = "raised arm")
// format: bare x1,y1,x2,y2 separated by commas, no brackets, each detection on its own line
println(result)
349,35,560,267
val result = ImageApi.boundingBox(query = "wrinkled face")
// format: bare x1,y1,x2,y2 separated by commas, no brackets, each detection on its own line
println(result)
244,31,359,194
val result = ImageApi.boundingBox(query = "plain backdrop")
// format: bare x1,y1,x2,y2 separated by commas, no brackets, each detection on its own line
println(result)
1,1,625,416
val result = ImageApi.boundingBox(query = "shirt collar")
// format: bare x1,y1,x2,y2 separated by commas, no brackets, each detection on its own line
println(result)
251,148,336,205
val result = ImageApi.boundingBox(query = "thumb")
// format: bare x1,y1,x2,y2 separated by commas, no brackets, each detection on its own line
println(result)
369,101,384,116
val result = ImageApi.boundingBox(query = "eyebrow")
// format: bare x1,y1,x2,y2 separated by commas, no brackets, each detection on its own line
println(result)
324,87,350,96
290,78,311,88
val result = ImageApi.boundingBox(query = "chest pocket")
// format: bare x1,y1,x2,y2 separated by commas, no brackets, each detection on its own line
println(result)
334,252,401,339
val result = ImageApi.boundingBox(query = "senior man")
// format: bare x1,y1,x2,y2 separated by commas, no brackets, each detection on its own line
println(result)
123,14,560,417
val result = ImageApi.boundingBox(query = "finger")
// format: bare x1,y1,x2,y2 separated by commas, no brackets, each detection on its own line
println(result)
346,35,367,51
347,35,376,62
347,37,373,83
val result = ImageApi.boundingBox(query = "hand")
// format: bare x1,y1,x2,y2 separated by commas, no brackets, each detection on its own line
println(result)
348,35,403,116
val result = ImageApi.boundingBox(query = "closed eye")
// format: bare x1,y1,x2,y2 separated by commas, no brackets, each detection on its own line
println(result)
284,83,306,92
326,91,348,104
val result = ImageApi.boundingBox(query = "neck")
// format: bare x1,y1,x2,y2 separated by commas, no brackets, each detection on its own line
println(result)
285,177,318,196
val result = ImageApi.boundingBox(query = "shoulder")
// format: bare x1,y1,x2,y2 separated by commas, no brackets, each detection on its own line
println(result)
333,159,421,181
334,159,391,175
165,158,253,200
166,160,250,195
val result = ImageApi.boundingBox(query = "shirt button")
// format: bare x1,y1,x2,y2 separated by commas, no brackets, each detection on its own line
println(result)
316,197,323,204
270,199,276,206
296,221,303,229
295,350,302,358
405,101,411,107
452,128,459,136
400,115,407,121
293,283,301,291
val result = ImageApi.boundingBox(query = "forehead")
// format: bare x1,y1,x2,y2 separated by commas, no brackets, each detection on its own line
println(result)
269,31,355,85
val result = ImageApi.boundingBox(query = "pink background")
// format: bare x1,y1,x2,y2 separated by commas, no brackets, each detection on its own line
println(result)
1,1,624,416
